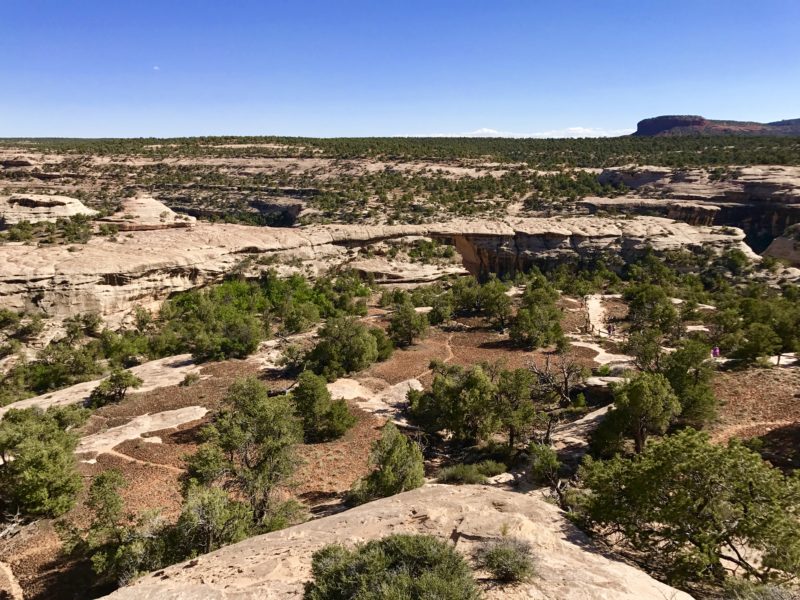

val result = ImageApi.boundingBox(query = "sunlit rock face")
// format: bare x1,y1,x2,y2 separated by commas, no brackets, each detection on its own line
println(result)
0,216,752,323
0,193,98,225
104,485,695,600
598,166,800,251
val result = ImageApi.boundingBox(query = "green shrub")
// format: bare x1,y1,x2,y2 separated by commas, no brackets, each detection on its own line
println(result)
388,302,429,347
437,459,507,484
509,284,564,349
348,422,424,505
0,407,84,519
724,580,800,600
408,362,500,444
528,443,560,486
282,301,320,334
292,370,356,442
185,377,302,523
306,317,379,381
369,327,394,361
88,368,143,408
437,463,487,485
304,534,481,600
475,537,536,582
475,459,506,477
428,292,454,325
179,372,201,387
0,309,21,331
575,429,800,585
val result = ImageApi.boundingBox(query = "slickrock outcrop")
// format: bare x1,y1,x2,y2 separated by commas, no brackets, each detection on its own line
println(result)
598,166,800,251
0,217,754,323
0,193,98,225
98,195,196,231
104,485,693,600
764,225,800,266
580,196,719,226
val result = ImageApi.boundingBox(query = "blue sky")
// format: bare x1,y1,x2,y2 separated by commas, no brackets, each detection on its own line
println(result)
1,0,799,138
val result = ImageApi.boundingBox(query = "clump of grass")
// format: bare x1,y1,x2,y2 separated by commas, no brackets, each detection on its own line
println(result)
474,459,506,477
436,460,507,485
475,537,536,583
724,580,800,600
179,372,201,387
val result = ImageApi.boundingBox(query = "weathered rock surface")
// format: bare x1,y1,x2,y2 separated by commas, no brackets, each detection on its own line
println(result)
580,196,719,226
104,485,693,600
0,354,203,419
763,225,800,266
0,216,755,323
0,193,98,225
598,166,800,251
98,195,196,231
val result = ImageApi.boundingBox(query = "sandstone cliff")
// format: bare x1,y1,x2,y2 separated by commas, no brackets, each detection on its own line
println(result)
104,485,693,600
598,166,800,251
0,194,98,225
0,217,754,324
763,225,800,267
98,195,197,231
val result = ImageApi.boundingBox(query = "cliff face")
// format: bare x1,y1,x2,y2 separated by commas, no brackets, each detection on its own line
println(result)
598,166,800,252
104,485,694,600
580,197,719,226
634,115,709,136
0,194,98,225
0,217,752,324
763,225,800,266
632,115,800,136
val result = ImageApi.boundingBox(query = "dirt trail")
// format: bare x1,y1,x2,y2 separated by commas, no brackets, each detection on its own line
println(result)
416,332,454,379
585,294,621,338
102,449,186,474
0,559,23,600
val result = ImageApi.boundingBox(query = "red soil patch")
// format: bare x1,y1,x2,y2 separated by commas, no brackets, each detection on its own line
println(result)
295,405,385,504
711,368,800,445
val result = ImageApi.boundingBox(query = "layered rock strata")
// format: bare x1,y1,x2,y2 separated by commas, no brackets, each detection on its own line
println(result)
0,216,753,324
0,193,98,225
598,166,800,251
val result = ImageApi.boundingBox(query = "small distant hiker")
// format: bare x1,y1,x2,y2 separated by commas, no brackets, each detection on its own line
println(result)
712,346,721,359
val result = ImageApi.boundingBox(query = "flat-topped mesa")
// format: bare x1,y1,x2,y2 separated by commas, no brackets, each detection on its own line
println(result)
633,115,708,136
0,193,98,225
98,195,197,231
0,216,755,325
632,115,800,137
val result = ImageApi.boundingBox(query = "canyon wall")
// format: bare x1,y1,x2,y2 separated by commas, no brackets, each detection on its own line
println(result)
598,166,800,252
0,216,755,324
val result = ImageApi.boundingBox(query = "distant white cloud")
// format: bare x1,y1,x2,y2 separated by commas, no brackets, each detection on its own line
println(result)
153,65,160,71
425,126,634,138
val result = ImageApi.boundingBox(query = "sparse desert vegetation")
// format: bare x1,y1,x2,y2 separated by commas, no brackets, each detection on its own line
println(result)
1,133,800,600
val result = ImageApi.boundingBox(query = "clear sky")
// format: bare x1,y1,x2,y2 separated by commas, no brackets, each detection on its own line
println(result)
1,0,799,138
